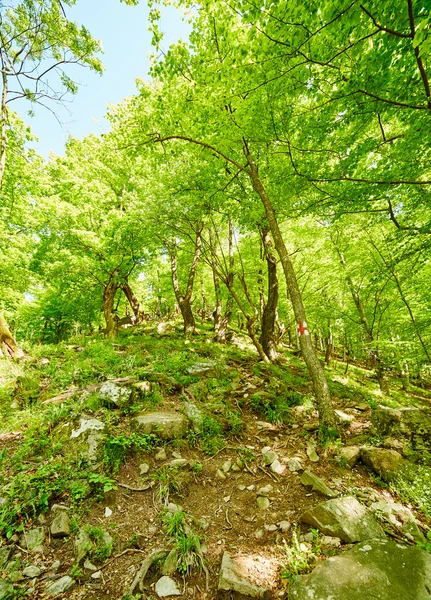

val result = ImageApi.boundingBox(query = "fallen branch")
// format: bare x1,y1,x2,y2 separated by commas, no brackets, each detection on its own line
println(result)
100,548,147,570
118,481,155,492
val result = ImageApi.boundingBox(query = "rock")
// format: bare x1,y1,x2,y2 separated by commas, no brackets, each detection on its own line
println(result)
216,469,227,481
50,560,61,571
354,402,369,411
132,412,189,440
335,409,355,425
262,450,278,466
50,511,70,538
45,575,74,595
401,521,426,544
23,565,41,578
168,458,188,468
183,401,204,433
289,539,431,600
301,496,385,543
9,571,24,583
91,570,102,579
0,580,13,599
187,362,217,377
339,446,360,468
222,460,232,473
218,551,279,598
20,527,45,553
74,529,92,563
306,444,319,463
279,521,291,533
134,380,152,396
360,446,404,481
156,448,167,461
155,575,181,597
157,322,172,335
372,406,431,453
257,485,272,497
0,547,12,569
161,549,179,576
257,497,270,511
321,536,341,547
99,381,132,408
300,470,336,498
167,502,183,513
104,507,112,518
265,524,278,532
287,458,303,473
270,460,286,475
139,461,150,475
370,501,415,526
84,559,98,571
70,417,105,461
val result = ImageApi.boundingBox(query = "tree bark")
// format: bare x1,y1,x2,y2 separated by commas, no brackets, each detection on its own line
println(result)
121,282,142,324
212,223,234,343
259,226,279,362
103,280,119,338
244,143,336,429
168,223,203,336
0,313,24,358
0,67,7,187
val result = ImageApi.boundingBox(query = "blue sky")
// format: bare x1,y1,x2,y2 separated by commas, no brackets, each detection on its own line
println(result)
17,1,190,157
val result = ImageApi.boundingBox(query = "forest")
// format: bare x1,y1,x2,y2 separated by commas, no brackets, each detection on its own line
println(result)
0,1,431,599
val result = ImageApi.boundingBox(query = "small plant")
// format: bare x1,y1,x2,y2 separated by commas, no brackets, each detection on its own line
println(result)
69,563,83,580
104,432,159,474
161,508,205,575
281,529,321,582
417,530,431,552
87,473,118,496
84,525,113,562
153,466,183,504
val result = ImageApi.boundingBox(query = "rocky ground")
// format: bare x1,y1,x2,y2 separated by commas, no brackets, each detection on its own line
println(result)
1,328,431,599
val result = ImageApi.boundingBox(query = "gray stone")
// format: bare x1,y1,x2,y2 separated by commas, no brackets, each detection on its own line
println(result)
134,380,152,396
156,448,167,461
339,446,360,468
168,458,188,468
270,459,286,475
257,485,272,497
157,322,172,335
187,362,217,377
401,521,426,544
183,401,204,433
257,497,270,511
321,536,341,547
70,417,105,461
360,446,404,481
300,470,336,498
301,496,385,543
84,559,98,571
278,521,291,533
289,539,431,600
218,551,279,598
287,458,303,473
155,575,181,597
306,444,319,463
99,381,132,408
45,575,75,595
132,412,189,440
23,565,41,578
372,406,431,452
161,549,179,576
74,529,92,563
20,527,45,553
0,580,13,599
222,460,232,473
50,511,70,538
216,469,227,481
0,547,12,569
370,501,415,526
262,450,278,466
139,462,150,475
335,409,355,424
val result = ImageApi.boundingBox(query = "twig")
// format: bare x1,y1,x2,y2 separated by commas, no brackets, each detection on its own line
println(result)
203,446,227,461
100,548,146,570
117,481,155,492
224,509,232,530
243,462,256,476
257,464,279,482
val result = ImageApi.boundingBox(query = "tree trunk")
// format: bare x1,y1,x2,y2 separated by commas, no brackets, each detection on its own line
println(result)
0,68,7,187
168,223,203,336
103,280,119,338
259,226,279,362
325,323,334,366
244,143,336,430
121,282,142,324
212,223,234,343
0,313,25,358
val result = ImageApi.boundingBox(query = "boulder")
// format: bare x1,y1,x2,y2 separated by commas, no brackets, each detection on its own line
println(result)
218,551,279,598
335,410,355,425
339,446,360,468
99,381,132,408
183,401,204,433
74,529,92,563
70,417,105,462
132,412,189,440
289,539,431,600
301,496,385,543
300,470,337,498
372,406,431,452
360,446,404,481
